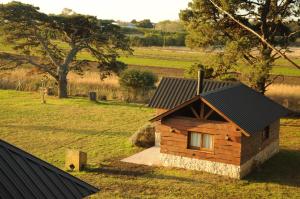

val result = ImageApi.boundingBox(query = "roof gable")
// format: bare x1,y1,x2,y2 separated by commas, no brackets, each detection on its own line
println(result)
149,95,201,122
148,77,238,109
0,140,99,199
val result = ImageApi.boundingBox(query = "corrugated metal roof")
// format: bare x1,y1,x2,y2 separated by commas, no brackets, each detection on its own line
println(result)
0,139,99,199
148,77,237,109
201,84,289,133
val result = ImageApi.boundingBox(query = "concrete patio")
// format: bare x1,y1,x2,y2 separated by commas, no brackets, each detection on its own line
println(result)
121,146,161,166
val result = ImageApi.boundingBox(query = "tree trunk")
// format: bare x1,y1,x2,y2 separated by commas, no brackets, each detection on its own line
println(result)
256,45,272,95
58,71,68,98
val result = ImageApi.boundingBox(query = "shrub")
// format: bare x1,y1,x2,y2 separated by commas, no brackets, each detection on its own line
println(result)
130,124,155,148
120,69,158,102
120,69,158,89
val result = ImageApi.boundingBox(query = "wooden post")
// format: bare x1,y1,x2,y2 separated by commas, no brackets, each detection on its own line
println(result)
282,99,289,108
40,79,47,104
65,149,87,171
89,92,97,101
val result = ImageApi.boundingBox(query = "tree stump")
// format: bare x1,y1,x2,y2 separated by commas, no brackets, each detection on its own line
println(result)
89,92,97,101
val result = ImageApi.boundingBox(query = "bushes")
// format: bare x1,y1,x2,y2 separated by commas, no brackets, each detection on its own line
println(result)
120,69,158,102
130,124,155,148
0,69,158,103
120,69,158,90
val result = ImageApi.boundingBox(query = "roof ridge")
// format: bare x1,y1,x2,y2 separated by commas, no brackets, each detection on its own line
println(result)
200,82,243,96
161,76,238,84
0,139,99,193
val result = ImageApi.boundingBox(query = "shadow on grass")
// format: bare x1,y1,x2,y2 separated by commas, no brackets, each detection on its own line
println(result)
85,159,209,184
85,149,300,186
246,149,300,187
91,100,149,109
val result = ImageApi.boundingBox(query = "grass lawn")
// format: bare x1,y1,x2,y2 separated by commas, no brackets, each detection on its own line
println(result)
0,90,300,198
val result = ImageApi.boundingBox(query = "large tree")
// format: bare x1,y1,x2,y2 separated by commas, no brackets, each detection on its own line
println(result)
0,2,131,98
180,0,300,93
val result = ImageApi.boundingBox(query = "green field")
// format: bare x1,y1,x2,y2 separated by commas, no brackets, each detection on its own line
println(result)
83,47,300,76
1,34,300,77
1,90,299,198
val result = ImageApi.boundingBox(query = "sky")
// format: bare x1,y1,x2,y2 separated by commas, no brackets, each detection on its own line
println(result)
0,0,191,22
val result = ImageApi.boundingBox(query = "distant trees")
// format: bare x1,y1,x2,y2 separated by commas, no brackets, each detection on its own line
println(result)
129,32,186,47
155,20,185,33
180,0,300,93
0,2,131,98
120,20,186,47
131,19,154,29
61,8,76,15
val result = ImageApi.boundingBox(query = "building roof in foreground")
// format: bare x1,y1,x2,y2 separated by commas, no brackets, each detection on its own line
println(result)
149,78,289,134
148,77,237,109
0,139,99,199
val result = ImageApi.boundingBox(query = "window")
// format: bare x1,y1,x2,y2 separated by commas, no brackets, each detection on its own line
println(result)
262,126,270,141
188,132,213,151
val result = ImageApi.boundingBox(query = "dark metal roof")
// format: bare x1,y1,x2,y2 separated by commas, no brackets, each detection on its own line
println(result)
0,139,99,199
148,77,237,109
201,84,289,133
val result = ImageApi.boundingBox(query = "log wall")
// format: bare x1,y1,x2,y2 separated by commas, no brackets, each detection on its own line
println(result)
158,116,242,165
241,119,280,164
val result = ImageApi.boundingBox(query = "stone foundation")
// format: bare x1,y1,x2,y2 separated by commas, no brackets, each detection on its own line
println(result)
160,140,279,179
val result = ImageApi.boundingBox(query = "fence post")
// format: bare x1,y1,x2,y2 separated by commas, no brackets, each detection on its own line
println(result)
89,91,97,101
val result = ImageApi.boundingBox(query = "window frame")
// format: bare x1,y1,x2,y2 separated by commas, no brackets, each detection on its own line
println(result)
188,131,214,151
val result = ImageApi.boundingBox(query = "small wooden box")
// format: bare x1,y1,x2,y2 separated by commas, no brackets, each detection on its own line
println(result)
65,149,87,171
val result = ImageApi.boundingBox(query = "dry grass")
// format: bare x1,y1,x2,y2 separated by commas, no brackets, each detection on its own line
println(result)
67,72,121,100
0,69,154,102
266,84,300,111
1,69,300,110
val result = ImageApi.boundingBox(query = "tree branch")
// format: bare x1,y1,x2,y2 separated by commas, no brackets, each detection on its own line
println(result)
62,46,80,69
34,29,61,68
208,0,300,69
0,52,58,79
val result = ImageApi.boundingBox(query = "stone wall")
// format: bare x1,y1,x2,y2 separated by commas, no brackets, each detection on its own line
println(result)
160,139,279,179
160,153,241,178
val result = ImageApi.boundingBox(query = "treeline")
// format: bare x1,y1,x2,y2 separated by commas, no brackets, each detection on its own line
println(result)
128,32,186,47
120,20,187,47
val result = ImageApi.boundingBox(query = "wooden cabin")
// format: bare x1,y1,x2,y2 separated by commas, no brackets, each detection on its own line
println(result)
148,71,288,179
